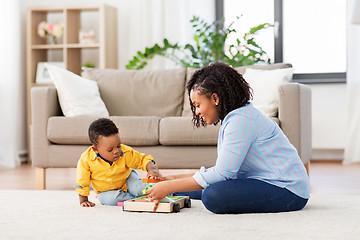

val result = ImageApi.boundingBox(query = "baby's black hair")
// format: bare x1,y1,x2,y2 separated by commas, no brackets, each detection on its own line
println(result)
186,62,253,128
88,118,119,146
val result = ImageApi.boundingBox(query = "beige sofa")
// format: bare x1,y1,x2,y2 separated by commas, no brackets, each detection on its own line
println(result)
31,63,311,189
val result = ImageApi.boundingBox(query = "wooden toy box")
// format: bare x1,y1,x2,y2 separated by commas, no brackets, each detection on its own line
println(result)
123,196,191,213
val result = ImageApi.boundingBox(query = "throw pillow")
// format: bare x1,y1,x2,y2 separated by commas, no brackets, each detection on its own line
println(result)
45,64,109,117
242,67,294,117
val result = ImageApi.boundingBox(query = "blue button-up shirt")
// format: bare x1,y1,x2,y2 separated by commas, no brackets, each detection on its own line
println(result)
193,102,310,199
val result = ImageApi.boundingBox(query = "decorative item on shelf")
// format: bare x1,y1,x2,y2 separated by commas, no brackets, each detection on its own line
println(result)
36,62,65,83
37,21,64,44
82,61,95,68
126,15,272,70
79,30,95,44
81,61,96,72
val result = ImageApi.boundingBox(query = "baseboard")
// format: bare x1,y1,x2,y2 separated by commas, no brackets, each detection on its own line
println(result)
311,149,344,161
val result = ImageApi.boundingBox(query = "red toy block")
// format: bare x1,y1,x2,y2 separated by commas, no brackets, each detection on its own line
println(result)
142,178,165,183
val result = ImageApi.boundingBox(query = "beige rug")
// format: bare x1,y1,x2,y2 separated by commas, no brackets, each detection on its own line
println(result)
0,190,359,240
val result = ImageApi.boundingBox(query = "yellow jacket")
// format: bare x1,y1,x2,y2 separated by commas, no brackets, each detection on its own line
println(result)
75,144,153,196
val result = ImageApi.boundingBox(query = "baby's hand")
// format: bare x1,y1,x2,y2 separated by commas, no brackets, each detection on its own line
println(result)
80,200,95,207
147,169,162,180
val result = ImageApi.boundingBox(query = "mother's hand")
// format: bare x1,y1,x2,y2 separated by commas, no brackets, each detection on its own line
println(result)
145,181,170,211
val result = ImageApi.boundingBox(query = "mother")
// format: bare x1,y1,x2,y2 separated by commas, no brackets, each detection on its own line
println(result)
146,62,310,214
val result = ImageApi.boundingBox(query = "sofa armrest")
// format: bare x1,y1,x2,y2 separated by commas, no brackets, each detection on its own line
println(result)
31,86,62,167
278,83,312,164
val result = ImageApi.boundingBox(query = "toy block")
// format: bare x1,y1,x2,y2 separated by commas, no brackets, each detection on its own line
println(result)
142,178,165,183
142,183,155,195
123,196,191,213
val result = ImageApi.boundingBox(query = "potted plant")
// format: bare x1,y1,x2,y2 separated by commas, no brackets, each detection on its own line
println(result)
126,16,272,70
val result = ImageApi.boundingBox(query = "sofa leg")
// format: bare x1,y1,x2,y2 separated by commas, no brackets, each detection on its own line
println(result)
36,168,46,190
304,161,310,177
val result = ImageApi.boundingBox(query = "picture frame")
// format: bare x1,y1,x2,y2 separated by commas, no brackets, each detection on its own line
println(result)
79,30,95,44
36,62,65,83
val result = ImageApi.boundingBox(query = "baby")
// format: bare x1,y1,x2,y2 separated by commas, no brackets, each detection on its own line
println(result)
75,118,162,207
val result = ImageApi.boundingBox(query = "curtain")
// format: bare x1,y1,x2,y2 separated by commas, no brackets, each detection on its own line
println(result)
0,0,26,168
344,0,360,164
125,0,215,70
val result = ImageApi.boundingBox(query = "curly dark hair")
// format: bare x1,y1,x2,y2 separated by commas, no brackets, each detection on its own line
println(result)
88,118,119,146
186,62,253,128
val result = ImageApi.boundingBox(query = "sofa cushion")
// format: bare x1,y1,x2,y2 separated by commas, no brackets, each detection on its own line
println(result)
47,116,160,146
159,117,220,145
182,63,293,117
82,68,186,117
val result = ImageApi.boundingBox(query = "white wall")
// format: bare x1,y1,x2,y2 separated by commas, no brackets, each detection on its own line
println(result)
310,84,347,149
310,84,347,160
344,0,360,163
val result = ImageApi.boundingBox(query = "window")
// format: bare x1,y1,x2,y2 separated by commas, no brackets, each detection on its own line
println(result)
218,0,347,83
224,0,275,61
283,1,346,74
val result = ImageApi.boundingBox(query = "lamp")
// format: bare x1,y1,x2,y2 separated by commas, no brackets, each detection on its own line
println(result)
352,0,360,24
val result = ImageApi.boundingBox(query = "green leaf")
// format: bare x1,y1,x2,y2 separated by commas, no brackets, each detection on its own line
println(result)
249,23,272,34
145,47,151,55
137,51,145,58
133,56,140,63
185,44,198,59
153,44,160,51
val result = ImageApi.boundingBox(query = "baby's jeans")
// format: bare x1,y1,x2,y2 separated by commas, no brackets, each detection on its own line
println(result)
97,170,146,206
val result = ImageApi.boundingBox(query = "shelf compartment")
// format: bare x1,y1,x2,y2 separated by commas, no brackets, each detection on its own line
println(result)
29,8,65,45
66,9,99,44
29,49,64,83
66,48,99,75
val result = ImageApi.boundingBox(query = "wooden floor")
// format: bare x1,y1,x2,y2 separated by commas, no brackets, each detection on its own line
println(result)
1,161,360,194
